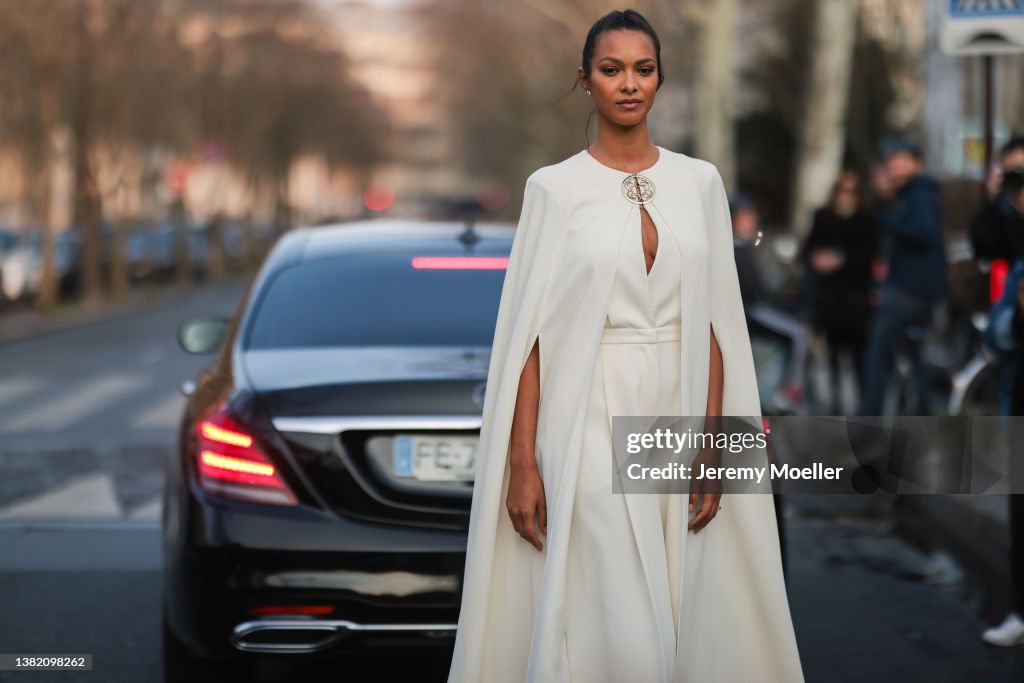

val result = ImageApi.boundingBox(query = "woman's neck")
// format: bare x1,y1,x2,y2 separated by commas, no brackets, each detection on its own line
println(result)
589,125,657,169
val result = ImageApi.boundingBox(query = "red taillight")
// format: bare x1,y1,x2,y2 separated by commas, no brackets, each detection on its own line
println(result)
195,406,298,506
246,605,335,616
410,256,508,270
991,258,1010,305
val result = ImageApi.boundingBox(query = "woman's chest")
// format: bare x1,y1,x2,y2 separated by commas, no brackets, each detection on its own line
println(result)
559,198,710,277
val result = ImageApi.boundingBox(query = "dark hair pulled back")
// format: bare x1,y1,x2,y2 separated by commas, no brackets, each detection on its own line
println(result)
571,9,664,147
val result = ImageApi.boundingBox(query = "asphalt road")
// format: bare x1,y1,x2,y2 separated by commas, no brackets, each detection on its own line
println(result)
0,498,1018,683
0,281,247,521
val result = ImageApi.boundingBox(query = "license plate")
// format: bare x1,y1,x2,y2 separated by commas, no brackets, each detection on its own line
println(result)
392,435,478,481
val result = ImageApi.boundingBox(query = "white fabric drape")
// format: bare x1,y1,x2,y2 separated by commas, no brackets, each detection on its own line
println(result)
447,146,804,683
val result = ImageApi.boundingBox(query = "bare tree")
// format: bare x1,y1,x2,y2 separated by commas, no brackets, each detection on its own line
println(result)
789,0,859,237
0,3,77,311
678,0,740,191
186,0,389,237
89,0,199,296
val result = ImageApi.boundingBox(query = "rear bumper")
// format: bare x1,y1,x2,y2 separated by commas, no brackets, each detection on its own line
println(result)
164,494,467,661
232,617,457,654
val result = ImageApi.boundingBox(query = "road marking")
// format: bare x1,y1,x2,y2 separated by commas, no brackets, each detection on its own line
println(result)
0,377,44,411
132,391,184,429
127,497,162,521
0,472,122,520
0,374,146,433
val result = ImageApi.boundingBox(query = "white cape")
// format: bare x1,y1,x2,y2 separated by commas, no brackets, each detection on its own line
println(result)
448,146,805,682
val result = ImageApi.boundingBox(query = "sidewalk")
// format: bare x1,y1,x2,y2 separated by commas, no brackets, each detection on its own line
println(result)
0,272,252,347
787,494,1018,681
804,356,1018,617
899,494,1014,610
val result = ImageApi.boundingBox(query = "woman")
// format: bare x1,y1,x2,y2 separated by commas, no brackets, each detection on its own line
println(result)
448,10,804,682
800,170,879,415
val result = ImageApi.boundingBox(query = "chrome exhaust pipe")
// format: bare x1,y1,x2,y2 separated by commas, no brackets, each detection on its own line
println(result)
231,618,458,653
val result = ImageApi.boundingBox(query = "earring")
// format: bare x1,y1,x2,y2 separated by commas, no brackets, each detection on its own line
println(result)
585,89,591,95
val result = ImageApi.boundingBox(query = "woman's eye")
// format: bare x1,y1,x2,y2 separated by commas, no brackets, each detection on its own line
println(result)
603,66,654,75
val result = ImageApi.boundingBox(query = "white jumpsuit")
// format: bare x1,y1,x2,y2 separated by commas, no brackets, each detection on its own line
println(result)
565,204,685,682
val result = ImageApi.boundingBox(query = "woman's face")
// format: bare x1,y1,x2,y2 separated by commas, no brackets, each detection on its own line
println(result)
579,29,659,128
833,174,860,215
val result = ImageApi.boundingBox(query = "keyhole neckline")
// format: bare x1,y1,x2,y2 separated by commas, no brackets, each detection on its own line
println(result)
640,206,659,278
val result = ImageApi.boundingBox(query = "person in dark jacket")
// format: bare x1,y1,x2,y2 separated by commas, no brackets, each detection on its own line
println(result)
970,136,1024,262
969,136,1024,418
979,157,1024,647
730,193,772,308
801,170,880,414
730,193,809,412
859,137,947,416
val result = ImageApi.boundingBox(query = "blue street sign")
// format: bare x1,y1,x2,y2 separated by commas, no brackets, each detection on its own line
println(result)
942,0,1024,53
950,0,1024,19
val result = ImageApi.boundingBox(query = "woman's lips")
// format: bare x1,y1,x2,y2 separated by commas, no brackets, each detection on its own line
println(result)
618,101,641,109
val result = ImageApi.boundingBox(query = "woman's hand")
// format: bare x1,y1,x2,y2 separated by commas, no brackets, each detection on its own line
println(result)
506,337,545,551
694,327,725,534
507,462,547,551
688,445,723,534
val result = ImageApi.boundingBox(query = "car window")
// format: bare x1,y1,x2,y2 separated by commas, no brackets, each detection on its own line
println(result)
245,252,508,348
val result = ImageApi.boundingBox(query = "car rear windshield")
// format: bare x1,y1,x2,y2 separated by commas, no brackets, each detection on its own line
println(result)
245,253,508,348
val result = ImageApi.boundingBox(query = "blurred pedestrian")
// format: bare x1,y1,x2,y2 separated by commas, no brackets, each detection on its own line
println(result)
970,136,1024,262
859,137,947,416
800,170,880,414
731,194,809,412
730,193,772,307
970,136,1024,417
980,162,1024,647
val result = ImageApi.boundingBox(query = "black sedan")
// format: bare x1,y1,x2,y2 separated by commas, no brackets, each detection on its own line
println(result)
162,219,514,682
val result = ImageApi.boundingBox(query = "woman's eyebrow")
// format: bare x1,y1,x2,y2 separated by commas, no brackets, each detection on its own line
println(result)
597,56,656,65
